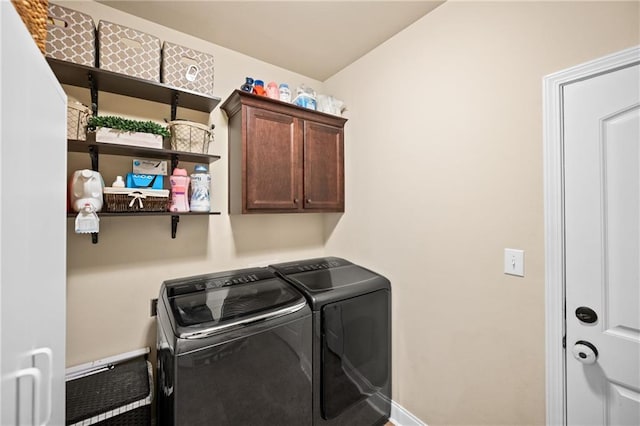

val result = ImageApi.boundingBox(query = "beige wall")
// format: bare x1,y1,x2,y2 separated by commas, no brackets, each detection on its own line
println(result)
323,1,639,425
61,0,328,367
60,0,639,425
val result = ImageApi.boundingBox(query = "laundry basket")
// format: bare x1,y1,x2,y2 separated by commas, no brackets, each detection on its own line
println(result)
168,120,213,153
66,355,152,426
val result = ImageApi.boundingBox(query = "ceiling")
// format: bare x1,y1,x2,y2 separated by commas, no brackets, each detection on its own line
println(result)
99,1,444,81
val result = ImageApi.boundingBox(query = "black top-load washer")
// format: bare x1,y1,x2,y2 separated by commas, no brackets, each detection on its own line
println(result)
156,267,312,426
270,257,391,426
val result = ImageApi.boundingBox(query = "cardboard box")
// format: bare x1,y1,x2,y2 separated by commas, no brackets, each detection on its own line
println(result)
98,20,160,82
126,173,164,190
133,159,168,176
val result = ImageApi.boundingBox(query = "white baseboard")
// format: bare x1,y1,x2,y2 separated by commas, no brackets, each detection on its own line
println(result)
390,400,426,426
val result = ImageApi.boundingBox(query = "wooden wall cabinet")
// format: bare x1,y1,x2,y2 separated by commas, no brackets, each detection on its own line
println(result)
222,90,347,214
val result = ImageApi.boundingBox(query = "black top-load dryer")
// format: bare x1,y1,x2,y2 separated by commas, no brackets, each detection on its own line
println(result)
270,257,391,426
156,267,312,426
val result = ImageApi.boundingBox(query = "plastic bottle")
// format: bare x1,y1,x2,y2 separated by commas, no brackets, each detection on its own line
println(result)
279,83,291,102
253,80,266,96
70,169,104,213
293,84,317,110
112,176,125,188
266,81,279,99
169,168,190,212
240,77,254,92
190,164,211,212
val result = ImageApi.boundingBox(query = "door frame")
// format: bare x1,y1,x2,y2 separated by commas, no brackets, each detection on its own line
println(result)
543,45,640,426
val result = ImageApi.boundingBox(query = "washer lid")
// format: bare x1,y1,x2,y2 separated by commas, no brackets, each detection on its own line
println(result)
167,277,306,338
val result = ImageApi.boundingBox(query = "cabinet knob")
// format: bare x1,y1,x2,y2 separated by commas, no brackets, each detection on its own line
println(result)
307,199,312,203
294,198,299,204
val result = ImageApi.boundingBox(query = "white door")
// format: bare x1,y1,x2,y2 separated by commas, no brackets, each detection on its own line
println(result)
0,3,67,425
564,61,640,425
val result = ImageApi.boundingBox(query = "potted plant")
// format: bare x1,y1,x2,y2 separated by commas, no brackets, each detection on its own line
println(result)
87,115,170,149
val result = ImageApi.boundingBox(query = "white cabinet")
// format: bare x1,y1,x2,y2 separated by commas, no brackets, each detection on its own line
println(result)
1,3,67,424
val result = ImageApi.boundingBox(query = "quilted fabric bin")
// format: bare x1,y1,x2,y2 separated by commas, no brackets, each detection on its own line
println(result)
46,3,95,67
66,357,152,426
98,20,160,82
67,100,91,141
168,120,213,154
162,42,215,96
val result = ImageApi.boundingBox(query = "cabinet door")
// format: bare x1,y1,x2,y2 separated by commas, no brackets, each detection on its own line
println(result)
246,106,302,211
303,121,344,211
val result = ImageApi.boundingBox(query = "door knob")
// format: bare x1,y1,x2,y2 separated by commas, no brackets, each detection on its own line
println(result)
575,306,598,324
572,340,598,364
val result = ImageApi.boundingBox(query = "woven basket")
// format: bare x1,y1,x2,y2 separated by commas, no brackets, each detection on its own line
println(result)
11,0,48,54
67,101,91,141
168,120,212,154
103,188,169,213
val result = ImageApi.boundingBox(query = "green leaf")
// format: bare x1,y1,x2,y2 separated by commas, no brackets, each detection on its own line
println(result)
87,115,170,137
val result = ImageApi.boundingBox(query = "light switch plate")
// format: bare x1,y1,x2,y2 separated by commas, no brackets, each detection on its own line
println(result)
504,248,524,277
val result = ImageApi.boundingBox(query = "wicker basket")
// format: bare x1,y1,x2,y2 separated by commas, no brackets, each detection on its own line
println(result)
67,101,91,141
168,120,213,153
103,188,169,213
11,0,48,54
66,357,152,426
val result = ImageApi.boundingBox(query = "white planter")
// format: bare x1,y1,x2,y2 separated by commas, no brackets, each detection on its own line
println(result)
93,127,163,149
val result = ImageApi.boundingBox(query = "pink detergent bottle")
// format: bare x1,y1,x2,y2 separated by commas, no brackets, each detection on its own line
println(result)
169,168,190,212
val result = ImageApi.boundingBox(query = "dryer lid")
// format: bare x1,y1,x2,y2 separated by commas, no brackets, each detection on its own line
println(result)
287,265,380,292
271,257,380,292
167,277,306,338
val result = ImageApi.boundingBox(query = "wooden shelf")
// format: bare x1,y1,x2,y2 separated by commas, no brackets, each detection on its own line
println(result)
67,211,221,242
54,58,222,242
68,139,220,163
47,58,221,113
67,212,221,218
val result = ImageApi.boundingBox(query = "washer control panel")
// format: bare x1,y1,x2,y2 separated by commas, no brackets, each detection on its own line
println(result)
165,268,275,297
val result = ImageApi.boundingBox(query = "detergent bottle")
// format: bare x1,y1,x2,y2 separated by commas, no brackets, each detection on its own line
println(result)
169,168,190,212
190,164,211,212
70,169,104,213
69,169,104,234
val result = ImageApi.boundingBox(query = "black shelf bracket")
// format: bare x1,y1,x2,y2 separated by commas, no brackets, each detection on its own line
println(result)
171,154,179,173
91,232,98,244
171,215,179,239
88,72,98,116
88,145,99,171
171,92,179,121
